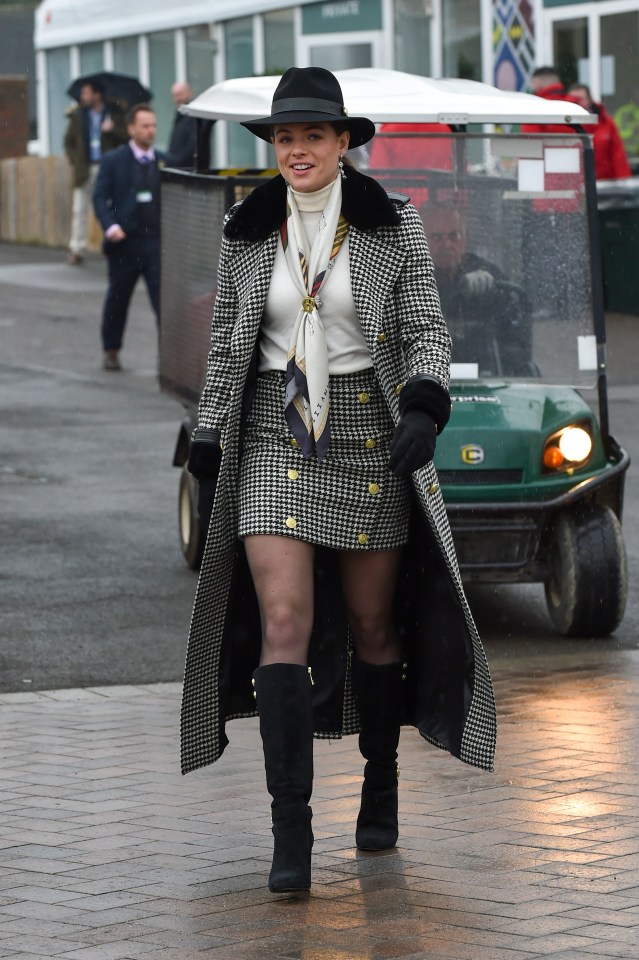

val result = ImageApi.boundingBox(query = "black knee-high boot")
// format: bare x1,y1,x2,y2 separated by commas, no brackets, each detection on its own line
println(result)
252,663,314,892
351,657,403,851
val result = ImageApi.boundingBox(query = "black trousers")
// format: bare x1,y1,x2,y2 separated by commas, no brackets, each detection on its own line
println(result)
101,235,160,351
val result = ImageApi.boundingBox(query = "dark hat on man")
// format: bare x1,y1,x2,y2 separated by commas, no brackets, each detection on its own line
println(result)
240,67,376,148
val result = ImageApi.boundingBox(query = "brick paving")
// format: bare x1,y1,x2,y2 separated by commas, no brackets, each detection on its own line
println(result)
0,655,638,960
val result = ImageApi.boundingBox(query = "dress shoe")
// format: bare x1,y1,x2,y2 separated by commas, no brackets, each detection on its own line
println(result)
68,253,83,265
103,350,121,371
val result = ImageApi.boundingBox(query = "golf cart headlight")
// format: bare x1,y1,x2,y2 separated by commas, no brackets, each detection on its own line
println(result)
542,425,593,472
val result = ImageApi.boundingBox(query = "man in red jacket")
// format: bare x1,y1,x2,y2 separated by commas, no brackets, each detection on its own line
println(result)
522,66,573,135
568,84,631,180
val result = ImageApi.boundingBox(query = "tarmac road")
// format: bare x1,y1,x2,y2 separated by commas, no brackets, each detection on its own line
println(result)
1,241,637,693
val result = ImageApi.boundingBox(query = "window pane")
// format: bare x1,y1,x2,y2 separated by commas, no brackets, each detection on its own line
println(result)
186,24,214,94
47,47,71,155
553,18,588,90
394,0,430,77
225,18,255,166
149,31,177,150
79,42,103,75
443,0,480,80
264,8,294,75
186,24,217,163
601,11,639,166
225,17,253,78
113,36,139,77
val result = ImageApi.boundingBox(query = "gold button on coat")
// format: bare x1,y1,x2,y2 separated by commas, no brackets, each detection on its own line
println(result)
368,483,380,495
357,533,369,545
285,517,297,529
428,482,440,495
358,391,370,404
290,437,299,448
364,438,377,449
376,332,387,343
287,469,299,480
395,383,404,396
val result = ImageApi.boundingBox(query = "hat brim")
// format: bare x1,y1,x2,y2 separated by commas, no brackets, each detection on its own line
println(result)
240,111,376,148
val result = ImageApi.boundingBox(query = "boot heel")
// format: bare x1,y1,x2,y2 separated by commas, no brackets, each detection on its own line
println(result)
356,763,399,851
269,809,313,892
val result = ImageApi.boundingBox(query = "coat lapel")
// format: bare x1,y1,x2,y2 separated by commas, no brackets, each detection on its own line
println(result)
349,226,407,353
229,231,278,361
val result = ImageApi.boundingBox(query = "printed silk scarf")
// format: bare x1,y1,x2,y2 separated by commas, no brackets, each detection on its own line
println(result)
280,176,348,461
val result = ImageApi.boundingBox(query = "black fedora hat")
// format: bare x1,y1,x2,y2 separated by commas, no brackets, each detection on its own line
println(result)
240,67,375,148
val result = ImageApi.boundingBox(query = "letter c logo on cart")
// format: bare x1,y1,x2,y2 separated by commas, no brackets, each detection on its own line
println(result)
461,444,484,465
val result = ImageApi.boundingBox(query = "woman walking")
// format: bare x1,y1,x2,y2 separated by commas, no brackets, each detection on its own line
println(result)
182,67,496,894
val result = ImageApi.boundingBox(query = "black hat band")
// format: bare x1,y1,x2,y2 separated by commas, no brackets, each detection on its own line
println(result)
271,96,347,118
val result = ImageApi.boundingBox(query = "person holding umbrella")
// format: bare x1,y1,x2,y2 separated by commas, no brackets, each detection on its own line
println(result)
64,80,128,265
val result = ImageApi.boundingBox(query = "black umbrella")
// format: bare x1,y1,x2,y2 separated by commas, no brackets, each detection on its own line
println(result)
66,72,153,108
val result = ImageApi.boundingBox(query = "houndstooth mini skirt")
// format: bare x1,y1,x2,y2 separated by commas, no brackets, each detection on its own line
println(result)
237,368,411,550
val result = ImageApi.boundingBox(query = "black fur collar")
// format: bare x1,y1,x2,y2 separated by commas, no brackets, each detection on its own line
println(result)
224,166,401,242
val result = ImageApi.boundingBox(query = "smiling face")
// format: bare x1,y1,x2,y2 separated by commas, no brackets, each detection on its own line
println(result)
272,122,350,192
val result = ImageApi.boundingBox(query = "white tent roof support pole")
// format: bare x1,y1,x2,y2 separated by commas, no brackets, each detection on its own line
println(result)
36,49,50,155
138,35,150,88
535,0,551,69
104,39,114,71
431,0,443,79
293,6,303,67
215,22,227,168
176,29,187,84
253,13,267,168
480,0,493,87
588,10,601,102
70,45,80,79
380,0,394,69
253,14,264,76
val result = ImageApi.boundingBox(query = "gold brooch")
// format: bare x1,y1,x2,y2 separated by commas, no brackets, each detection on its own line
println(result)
302,296,315,313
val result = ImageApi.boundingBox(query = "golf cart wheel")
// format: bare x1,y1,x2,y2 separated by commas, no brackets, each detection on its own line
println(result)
544,505,627,637
178,465,203,570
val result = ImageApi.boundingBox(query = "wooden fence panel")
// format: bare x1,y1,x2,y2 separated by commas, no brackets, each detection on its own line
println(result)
0,154,102,250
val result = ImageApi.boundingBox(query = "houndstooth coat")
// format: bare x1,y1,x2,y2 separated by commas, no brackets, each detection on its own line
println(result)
180,167,496,775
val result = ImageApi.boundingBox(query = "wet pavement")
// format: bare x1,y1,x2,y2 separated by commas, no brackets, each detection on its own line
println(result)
1,241,639,958
1,654,638,960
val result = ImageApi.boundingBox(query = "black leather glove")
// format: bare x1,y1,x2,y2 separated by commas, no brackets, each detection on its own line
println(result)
187,428,223,536
389,410,437,476
389,375,451,477
187,428,222,480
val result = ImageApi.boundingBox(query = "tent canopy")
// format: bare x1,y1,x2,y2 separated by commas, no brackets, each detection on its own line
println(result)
35,0,282,48
184,70,597,127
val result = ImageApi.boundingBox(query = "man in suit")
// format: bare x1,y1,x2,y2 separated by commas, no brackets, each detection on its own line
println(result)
168,82,197,167
64,80,128,265
93,104,167,370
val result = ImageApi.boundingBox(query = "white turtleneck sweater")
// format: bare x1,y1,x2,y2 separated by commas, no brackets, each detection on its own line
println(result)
258,179,373,374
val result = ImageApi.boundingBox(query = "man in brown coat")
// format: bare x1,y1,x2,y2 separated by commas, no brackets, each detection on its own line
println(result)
64,80,127,265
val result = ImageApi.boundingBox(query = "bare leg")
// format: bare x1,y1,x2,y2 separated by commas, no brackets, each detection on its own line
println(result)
338,548,404,663
243,534,315,665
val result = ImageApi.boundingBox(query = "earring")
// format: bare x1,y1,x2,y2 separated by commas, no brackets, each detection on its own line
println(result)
338,155,346,180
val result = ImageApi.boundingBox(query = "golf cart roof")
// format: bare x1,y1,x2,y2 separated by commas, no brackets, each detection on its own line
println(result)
183,69,597,127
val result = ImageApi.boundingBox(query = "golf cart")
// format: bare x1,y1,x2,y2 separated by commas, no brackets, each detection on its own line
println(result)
159,69,629,638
